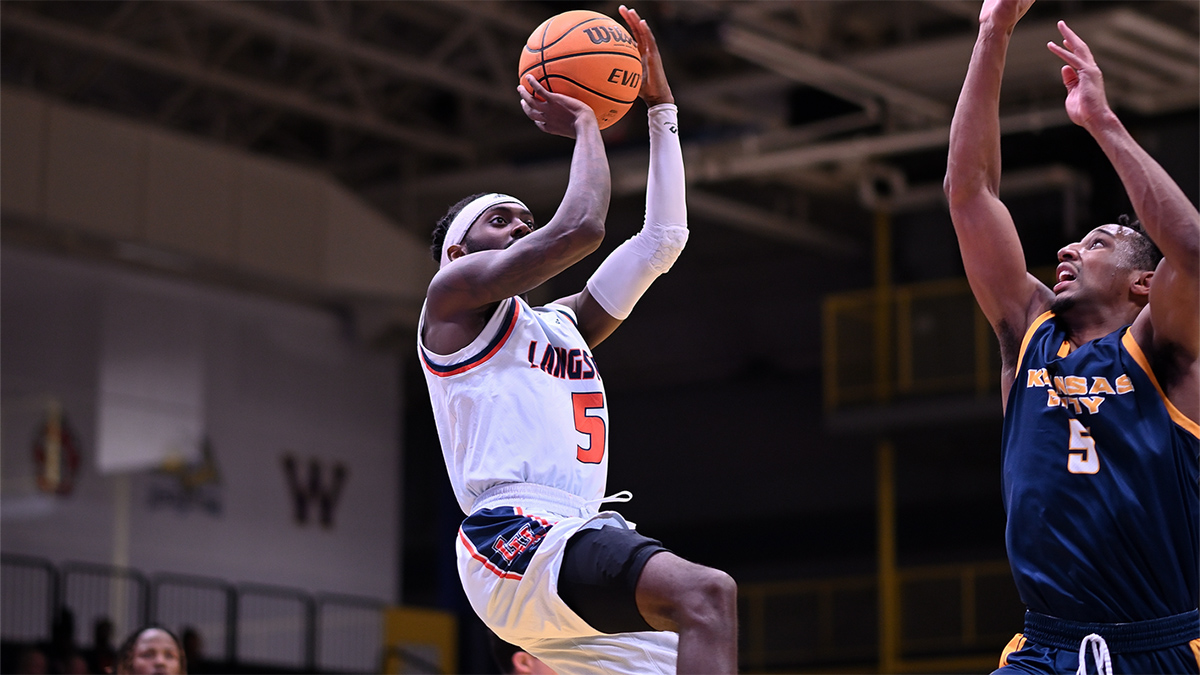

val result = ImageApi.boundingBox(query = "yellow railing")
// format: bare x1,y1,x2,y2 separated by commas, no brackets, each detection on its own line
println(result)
383,606,457,674
824,270,1061,412
739,560,1022,673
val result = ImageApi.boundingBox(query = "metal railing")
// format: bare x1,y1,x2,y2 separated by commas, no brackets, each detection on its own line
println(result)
60,562,150,649
151,573,235,662
823,278,998,410
1,554,386,673
822,271,1060,411
316,593,386,673
740,560,1023,672
236,582,314,670
0,554,58,643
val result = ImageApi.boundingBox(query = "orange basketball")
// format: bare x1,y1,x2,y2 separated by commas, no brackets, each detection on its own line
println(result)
519,10,642,130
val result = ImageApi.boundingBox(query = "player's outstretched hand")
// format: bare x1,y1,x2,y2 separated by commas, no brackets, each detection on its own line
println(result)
978,0,1035,28
619,5,673,107
1047,21,1112,131
519,75,598,139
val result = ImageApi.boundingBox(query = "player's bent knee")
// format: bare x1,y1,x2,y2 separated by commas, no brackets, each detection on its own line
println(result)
637,558,737,630
678,567,737,627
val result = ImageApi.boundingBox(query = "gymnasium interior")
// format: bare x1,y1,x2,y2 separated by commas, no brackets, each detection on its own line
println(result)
2,1,1197,672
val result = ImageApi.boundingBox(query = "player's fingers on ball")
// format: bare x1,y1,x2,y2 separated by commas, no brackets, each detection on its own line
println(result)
622,7,644,34
526,75,552,98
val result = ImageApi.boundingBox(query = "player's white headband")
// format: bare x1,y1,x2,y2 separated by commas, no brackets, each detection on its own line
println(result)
439,193,530,269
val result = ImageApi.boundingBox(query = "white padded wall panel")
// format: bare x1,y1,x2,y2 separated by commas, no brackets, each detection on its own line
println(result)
144,130,239,263
236,155,327,286
323,184,434,299
2,85,434,318
45,104,147,240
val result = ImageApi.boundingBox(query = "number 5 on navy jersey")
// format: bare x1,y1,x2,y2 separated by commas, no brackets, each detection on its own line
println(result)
1067,418,1100,474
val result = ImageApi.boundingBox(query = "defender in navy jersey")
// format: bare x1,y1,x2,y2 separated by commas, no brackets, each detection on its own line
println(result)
946,0,1199,672
419,8,736,675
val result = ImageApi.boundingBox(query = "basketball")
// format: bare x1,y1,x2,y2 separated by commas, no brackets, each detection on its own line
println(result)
519,10,643,130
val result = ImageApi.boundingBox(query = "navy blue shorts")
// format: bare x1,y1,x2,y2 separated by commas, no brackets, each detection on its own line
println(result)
996,610,1200,674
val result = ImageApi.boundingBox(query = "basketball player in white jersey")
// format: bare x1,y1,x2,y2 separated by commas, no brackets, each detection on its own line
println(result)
418,7,737,675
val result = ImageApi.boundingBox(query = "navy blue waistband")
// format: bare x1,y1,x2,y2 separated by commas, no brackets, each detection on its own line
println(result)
1023,609,1200,653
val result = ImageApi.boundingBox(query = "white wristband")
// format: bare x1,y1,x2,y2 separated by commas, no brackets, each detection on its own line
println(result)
587,104,688,320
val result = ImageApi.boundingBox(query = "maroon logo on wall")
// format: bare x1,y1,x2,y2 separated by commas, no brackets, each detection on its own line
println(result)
281,454,347,529
33,401,81,496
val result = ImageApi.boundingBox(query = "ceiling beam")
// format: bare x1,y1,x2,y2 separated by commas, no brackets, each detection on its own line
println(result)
400,106,1072,203
1108,8,1199,61
1,6,473,159
721,24,951,122
687,190,860,255
438,1,540,37
862,164,1089,213
688,108,1070,182
180,0,514,106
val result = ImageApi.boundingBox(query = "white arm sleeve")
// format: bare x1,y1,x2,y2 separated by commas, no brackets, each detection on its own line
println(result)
587,104,688,320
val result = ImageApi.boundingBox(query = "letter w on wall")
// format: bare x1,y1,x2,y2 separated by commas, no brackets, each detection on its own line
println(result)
281,453,347,528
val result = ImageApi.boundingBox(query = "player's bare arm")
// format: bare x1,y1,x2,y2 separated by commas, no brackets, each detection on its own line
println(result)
945,0,1053,393
1049,21,1200,413
555,6,684,349
423,76,610,355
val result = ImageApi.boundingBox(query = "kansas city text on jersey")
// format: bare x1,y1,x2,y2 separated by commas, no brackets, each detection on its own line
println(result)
1026,369,1134,414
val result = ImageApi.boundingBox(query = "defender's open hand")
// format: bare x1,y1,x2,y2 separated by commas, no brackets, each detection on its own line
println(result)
1047,21,1113,131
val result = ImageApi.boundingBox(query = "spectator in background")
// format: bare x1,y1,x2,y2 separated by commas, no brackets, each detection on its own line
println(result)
46,608,79,675
63,654,88,675
489,632,556,675
90,618,117,675
179,628,203,674
15,645,48,675
114,626,185,675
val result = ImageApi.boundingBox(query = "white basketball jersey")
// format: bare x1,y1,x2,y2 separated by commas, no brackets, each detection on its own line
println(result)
418,296,609,515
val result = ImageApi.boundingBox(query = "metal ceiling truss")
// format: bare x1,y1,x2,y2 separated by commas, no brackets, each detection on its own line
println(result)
1,0,1195,253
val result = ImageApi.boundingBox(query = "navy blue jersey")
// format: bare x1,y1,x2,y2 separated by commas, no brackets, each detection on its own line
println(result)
1002,311,1200,622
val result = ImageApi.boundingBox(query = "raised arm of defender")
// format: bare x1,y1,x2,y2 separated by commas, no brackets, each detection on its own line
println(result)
944,0,1052,366
554,5,688,348
1047,21,1200,364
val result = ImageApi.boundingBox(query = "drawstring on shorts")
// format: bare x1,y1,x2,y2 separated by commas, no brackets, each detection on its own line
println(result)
1076,633,1112,675
584,490,633,510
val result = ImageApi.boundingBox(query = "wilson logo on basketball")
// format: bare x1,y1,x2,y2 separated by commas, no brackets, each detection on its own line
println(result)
583,26,635,46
